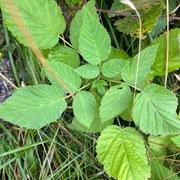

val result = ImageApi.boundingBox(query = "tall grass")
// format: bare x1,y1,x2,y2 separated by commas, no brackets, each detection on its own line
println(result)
0,120,113,179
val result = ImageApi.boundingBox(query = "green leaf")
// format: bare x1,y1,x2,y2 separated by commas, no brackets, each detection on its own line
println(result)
109,0,125,18
121,44,159,88
150,160,180,180
96,84,106,95
151,29,180,76
102,59,129,78
92,80,108,88
73,91,97,128
69,104,113,133
115,5,162,38
96,125,150,180
111,0,165,15
1,0,65,49
119,101,133,121
44,45,80,68
69,118,113,133
92,80,108,95
75,64,100,79
0,85,67,129
149,135,172,153
70,10,83,50
106,46,129,60
171,135,180,148
104,47,130,80
150,17,166,39
148,135,172,164
70,0,98,49
45,61,82,93
78,4,111,65
133,84,180,135
100,85,132,122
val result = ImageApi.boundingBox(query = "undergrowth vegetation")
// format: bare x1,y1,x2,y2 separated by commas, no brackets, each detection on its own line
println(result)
0,0,180,179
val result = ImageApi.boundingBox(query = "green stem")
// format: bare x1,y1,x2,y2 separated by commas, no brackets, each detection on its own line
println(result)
3,25,21,87
164,0,169,88
100,1,120,49
105,16,120,49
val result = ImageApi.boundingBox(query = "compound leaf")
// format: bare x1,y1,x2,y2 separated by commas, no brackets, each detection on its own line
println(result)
1,0,65,49
133,84,180,135
75,64,100,79
73,91,97,128
100,85,132,122
96,125,150,180
0,85,67,129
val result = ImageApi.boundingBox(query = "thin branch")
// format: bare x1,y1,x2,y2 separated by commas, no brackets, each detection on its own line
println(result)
148,140,180,152
164,0,170,88
96,9,180,20
148,156,180,163
61,5,180,20
0,72,18,90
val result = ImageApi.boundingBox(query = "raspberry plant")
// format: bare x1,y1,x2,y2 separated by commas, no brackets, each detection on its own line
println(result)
0,0,180,179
